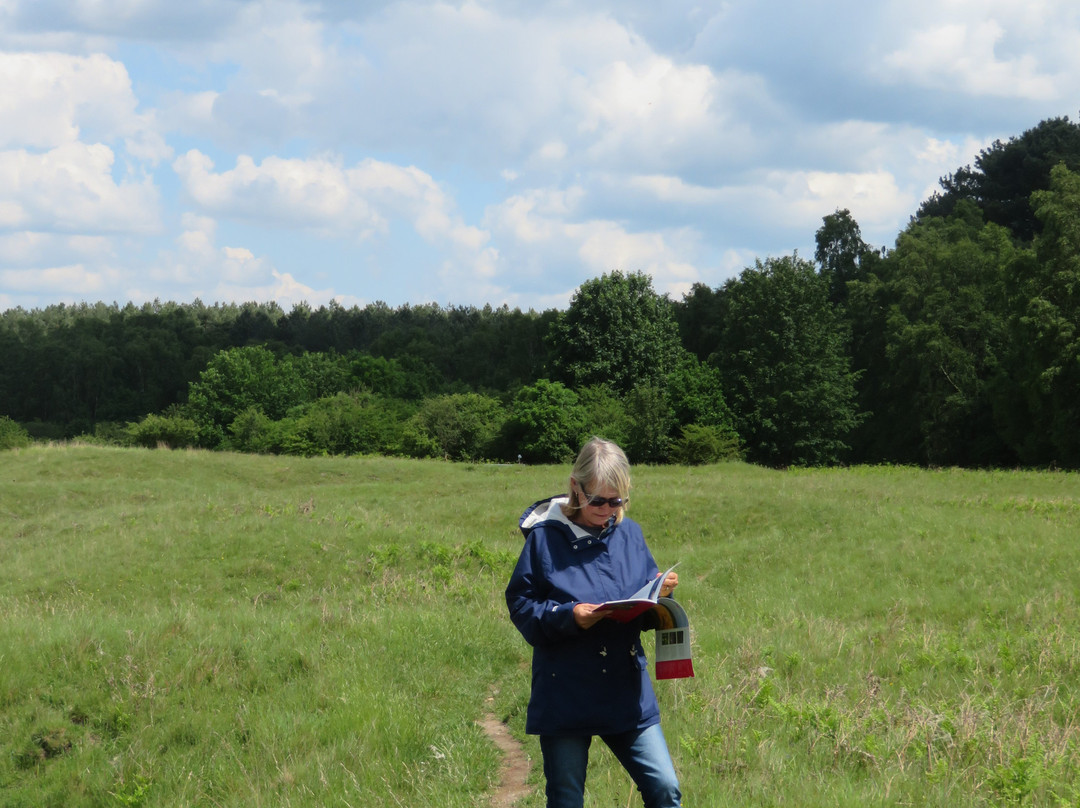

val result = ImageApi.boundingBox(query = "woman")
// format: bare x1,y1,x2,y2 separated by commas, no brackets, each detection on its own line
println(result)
505,437,682,808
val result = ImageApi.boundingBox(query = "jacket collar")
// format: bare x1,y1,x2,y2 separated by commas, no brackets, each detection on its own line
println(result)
520,495,616,545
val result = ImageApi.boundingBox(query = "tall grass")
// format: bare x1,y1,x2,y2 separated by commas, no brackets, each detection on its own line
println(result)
3,447,1079,806
635,464,1080,807
2,447,527,807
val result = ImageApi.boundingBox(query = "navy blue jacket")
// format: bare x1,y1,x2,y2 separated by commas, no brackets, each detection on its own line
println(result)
505,496,661,736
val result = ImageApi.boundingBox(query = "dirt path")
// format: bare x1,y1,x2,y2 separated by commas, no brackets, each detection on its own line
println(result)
478,695,533,807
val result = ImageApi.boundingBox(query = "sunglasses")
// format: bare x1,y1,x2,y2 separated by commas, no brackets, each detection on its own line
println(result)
579,486,627,509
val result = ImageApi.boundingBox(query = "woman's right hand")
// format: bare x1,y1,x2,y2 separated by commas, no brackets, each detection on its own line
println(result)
573,602,609,629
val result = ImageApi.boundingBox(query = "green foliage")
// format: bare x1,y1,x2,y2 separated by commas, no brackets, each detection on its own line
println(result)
995,163,1080,466
347,352,439,399
184,345,306,447
501,379,586,463
353,301,551,392
0,301,245,436
665,351,735,431
287,350,352,400
815,208,876,304
127,413,200,449
672,282,723,362
714,254,861,466
75,422,133,447
109,774,152,806
276,392,410,457
0,415,31,450
988,754,1044,804
227,407,282,454
0,300,550,438
209,350,445,455
576,384,632,447
849,205,1018,465
548,271,683,394
402,393,506,461
918,116,1080,242
624,383,675,464
670,423,742,465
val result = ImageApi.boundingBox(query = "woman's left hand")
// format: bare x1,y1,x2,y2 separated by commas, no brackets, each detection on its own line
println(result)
659,571,678,598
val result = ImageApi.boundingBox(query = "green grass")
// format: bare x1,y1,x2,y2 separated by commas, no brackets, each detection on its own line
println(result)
3,447,1080,806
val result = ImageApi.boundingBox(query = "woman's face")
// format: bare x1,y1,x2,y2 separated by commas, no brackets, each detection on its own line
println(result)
573,480,624,528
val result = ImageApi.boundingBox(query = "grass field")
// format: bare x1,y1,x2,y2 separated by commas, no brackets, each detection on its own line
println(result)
2,446,1079,807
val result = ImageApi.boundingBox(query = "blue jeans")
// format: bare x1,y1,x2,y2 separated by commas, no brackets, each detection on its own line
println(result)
539,724,682,808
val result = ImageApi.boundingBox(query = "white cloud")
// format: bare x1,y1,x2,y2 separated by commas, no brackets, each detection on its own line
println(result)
487,186,586,245
0,51,169,162
911,133,994,197
155,2,755,178
0,263,114,295
173,150,382,233
618,162,912,240
148,211,338,308
348,160,490,252
0,231,113,265
1,0,242,43
0,49,165,304
204,0,329,93
873,0,1080,103
574,220,699,285
882,20,1058,99
573,56,720,162
485,185,708,303
158,90,218,138
681,168,913,250
0,143,160,233
537,141,568,162
173,149,492,257
212,269,328,309
488,150,922,299
771,169,910,228
624,174,723,206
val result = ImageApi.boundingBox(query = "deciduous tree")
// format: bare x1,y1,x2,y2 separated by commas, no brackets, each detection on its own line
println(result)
501,380,586,464
184,346,305,447
815,208,876,305
713,255,860,466
548,271,683,394
995,163,1080,465
849,202,1018,466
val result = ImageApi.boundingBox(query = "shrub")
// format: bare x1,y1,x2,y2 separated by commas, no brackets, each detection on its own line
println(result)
500,380,586,464
671,423,742,465
72,422,133,447
228,407,283,454
278,392,410,457
128,414,200,449
666,352,737,431
0,415,31,450
20,420,66,441
184,345,307,448
577,385,631,447
624,383,675,464
402,393,506,461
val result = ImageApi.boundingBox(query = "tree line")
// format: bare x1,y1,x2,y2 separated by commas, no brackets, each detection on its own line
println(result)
3,115,1080,467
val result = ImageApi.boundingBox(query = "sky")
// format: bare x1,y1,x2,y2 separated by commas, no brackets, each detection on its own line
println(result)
1,1,1079,313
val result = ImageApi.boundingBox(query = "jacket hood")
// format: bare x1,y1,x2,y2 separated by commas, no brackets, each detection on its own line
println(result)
519,495,615,542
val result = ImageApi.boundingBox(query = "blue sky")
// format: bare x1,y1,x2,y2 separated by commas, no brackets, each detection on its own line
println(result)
1,0,1078,312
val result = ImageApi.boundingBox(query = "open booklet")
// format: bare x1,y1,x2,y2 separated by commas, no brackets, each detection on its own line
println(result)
595,563,680,623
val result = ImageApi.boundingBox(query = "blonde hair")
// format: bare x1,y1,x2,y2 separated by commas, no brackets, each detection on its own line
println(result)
561,437,631,524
